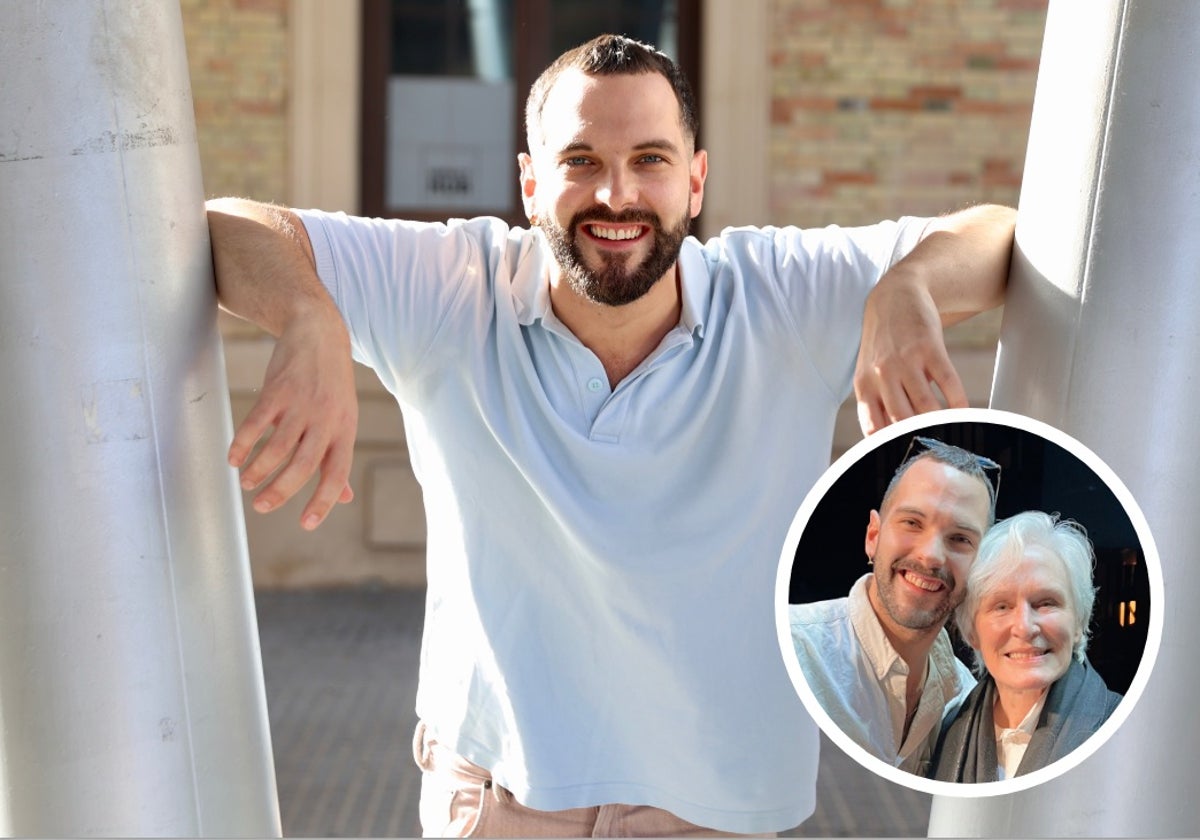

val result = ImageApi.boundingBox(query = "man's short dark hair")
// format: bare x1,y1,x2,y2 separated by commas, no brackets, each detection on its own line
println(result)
524,34,699,150
881,436,1000,525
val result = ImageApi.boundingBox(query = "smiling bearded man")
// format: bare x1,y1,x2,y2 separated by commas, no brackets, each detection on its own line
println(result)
206,27,1017,835
790,437,998,775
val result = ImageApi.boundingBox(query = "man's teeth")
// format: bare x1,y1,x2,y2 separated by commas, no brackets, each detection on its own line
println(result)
590,225,641,240
902,570,943,591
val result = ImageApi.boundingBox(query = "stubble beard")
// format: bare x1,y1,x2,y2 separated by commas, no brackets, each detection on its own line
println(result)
540,205,690,307
871,555,960,632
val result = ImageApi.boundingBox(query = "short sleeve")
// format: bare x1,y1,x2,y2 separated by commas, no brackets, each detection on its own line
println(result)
296,210,499,392
770,217,930,399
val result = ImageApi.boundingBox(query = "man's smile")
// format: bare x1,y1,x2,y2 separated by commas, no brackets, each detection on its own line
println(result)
584,222,649,243
898,567,948,593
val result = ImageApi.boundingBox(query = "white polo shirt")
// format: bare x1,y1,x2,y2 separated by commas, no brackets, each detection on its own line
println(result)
297,210,927,833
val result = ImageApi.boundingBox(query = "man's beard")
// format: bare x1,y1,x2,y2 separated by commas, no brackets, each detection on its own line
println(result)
871,555,960,631
540,205,690,307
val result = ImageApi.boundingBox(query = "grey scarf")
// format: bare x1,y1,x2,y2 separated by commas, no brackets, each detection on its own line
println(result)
931,657,1122,782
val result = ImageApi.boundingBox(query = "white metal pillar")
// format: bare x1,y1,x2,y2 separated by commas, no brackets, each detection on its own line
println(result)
930,0,1200,835
0,2,280,835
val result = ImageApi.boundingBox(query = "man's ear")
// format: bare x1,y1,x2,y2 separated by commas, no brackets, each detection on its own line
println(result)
688,148,708,219
865,509,881,562
518,152,537,223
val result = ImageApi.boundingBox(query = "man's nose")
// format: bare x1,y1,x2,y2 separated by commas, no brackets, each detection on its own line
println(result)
912,531,947,568
595,167,637,209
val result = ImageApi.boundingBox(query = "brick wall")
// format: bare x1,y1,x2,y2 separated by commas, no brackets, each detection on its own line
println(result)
769,0,1046,226
766,0,1048,452
181,0,290,204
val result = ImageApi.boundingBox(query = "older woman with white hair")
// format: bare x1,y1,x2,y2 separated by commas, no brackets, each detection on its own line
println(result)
931,511,1122,782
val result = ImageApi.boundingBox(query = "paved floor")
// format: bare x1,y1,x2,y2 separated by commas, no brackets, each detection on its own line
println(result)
256,588,931,838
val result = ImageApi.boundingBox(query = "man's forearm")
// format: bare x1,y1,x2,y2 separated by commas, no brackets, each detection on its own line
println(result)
206,197,358,529
206,197,336,337
853,204,1015,432
891,203,1016,326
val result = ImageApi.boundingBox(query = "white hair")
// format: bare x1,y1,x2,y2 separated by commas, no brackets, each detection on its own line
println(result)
954,510,1097,675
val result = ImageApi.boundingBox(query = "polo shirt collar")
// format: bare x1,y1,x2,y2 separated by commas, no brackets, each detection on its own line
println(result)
677,236,709,338
512,229,710,338
511,228,553,326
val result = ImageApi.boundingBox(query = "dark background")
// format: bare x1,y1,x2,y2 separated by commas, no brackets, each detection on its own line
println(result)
788,420,1151,695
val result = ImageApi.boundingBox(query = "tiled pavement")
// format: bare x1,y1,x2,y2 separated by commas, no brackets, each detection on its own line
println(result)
256,588,931,838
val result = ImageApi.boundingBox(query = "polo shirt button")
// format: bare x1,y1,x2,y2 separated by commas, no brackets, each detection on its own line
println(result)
586,377,604,393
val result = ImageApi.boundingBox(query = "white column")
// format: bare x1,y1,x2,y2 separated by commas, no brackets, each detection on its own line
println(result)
699,0,770,236
290,0,361,212
930,0,1200,834
0,2,280,835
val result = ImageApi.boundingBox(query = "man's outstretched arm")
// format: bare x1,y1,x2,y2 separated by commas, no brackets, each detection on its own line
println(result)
854,203,1016,435
208,197,357,530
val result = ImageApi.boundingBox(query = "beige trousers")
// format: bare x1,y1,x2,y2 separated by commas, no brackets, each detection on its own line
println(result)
413,721,769,838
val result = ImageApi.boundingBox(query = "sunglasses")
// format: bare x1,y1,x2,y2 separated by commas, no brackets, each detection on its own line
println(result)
901,435,1002,505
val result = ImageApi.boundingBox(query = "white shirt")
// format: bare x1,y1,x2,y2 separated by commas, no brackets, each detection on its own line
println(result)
995,691,1047,780
298,210,927,832
789,574,976,774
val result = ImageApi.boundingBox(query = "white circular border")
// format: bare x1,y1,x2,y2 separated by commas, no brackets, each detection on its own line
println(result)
773,407,1164,798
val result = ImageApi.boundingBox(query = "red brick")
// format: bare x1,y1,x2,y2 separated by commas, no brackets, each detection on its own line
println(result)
869,97,923,112
824,170,878,186
910,85,963,101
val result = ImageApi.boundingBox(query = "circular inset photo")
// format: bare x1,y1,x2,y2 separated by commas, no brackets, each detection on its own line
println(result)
774,408,1162,797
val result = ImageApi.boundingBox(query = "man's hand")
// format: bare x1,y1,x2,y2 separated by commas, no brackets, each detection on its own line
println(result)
854,272,967,436
853,204,1015,436
208,197,360,529
229,314,358,530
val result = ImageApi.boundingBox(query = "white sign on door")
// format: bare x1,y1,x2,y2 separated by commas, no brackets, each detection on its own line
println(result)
386,76,515,212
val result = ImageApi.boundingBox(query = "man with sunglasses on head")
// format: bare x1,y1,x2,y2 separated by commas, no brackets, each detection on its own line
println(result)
790,438,999,776
208,33,1014,837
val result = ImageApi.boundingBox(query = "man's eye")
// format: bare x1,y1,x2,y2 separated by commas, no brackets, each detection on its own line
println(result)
563,156,591,167
639,154,665,164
